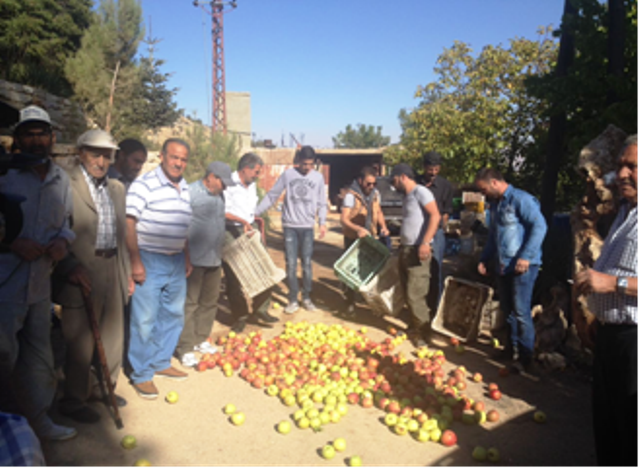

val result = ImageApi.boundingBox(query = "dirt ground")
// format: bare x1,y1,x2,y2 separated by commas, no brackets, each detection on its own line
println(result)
44,212,596,466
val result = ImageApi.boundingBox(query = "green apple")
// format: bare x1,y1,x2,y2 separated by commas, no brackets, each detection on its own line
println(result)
472,446,487,461
384,413,399,427
533,410,547,423
348,455,363,467
321,444,336,460
333,437,347,452
487,447,500,462
165,391,179,404
231,412,246,426
277,420,291,434
223,403,236,415
121,435,137,450
297,417,310,429
134,459,152,466
416,428,430,442
429,428,442,442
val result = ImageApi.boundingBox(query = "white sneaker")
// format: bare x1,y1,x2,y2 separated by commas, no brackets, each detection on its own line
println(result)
284,301,299,314
181,352,199,368
194,341,218,354
36,420,77,441
302,299,317,312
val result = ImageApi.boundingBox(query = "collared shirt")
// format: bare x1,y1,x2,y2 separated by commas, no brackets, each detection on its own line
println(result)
419,174,453,216
188,179,226,267
126,165,191,255
107,166,132,190
81,165,117,250
480,185,547,274
224,171,257,225
0,162,75,304
0,412,45,466
588,203,637,325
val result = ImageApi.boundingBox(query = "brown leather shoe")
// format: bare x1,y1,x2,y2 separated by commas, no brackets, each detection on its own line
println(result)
156,366,188,381
133,380,158,400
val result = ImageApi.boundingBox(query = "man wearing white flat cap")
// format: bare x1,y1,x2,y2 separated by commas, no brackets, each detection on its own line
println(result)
53,129,132,423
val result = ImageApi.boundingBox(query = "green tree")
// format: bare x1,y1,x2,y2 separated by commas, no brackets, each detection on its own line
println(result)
528,0,637,214
65,0,145,138
332,124,391,149
387,31,558,196
182,124,241,183
0,0,92,96
133,56,182,130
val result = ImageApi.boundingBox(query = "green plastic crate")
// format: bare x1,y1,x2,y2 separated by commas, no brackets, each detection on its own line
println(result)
334,236,390,291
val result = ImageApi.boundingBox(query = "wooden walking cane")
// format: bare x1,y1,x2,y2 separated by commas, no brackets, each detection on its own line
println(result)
81,290,124,429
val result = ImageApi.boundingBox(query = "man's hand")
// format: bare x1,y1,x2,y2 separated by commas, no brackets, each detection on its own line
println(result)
46,238,68,262
514,258,530,275
356,227,370,238
69,264,92,296
418,243,432,261
185,257,193,278
575,268,616,295
319,225,327,239
128,276,135,297
380,227,390,237
131,258,146,285
478,262,488,276
10,238,45,262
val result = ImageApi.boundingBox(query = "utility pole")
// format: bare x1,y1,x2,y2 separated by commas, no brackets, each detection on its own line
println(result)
193,0,238,135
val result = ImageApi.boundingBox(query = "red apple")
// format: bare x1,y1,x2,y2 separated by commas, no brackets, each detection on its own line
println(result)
440,429,457,446
487,410,500,422
489,389,502,400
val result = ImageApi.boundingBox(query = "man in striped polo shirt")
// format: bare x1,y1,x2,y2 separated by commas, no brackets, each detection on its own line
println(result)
575,135,637,466
125,138,193,399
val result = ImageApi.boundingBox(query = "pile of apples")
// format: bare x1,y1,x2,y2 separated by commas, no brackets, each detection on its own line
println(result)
197,321,503,448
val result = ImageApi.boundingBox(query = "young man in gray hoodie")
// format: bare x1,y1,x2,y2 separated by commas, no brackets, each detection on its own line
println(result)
256,146,327,313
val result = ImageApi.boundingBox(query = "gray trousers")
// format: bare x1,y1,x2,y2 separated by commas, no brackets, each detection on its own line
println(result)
0,298,57,432
176,265,222,357
398,245,433,329
59,256,123,412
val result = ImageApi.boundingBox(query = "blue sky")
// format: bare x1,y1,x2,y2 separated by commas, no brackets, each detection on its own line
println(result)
139,0,564,148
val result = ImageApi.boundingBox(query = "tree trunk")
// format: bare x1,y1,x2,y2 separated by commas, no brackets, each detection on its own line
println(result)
540,0,577,223
606,0,625,105
105,60,121,133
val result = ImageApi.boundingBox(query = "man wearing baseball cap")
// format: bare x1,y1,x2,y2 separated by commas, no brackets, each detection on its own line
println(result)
52,128,132,423
389,163,441,347
0,105,77,440
175,161,236,367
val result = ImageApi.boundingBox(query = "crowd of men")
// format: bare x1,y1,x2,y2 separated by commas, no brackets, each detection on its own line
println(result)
0,105,636,466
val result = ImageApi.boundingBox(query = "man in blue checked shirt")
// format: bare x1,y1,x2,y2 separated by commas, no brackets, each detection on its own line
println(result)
125,138,193,400
475,167,547,373
575,135,637,466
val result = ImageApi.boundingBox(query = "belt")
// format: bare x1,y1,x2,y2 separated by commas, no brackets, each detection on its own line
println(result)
95,248,117,258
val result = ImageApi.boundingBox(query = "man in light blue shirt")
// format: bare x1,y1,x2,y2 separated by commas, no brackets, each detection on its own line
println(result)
176,162,235,367
476,167,547,372
0,106,77,441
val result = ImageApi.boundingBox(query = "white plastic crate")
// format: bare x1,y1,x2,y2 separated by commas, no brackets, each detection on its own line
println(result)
432,276,493,343
222,232,286,298
359,256,405,317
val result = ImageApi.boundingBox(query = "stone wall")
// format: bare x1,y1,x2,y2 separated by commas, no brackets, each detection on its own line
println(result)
0,79,87,143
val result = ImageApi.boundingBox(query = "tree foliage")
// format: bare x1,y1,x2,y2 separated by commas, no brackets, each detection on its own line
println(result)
332,123,391,149
0,0,92,96
527,0,637,183
386,31,558,197
133,56,182,131
182,125,241,183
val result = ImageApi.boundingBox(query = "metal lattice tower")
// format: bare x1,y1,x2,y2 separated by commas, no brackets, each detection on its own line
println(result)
194,1,237,134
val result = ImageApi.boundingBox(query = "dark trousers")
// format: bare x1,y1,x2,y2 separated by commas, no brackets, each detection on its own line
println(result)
592,323,637,466
222,225,272,322
398,245,432,329
176,265,222,357
343,237,357,305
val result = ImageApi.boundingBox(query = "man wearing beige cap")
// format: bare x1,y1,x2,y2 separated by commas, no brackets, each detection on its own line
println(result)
0,105,77,440
52,129,132,423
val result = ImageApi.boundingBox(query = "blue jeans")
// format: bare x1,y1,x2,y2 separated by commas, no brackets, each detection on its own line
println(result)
128,250,187,384
283,227,314,303
496,265,539,363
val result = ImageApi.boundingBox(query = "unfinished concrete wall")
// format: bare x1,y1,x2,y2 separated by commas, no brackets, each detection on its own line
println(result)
227,91,251,150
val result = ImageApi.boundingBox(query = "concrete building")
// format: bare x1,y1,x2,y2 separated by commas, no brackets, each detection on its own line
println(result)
227,91,252,150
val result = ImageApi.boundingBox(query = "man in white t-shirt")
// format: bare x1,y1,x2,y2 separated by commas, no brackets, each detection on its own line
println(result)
389,163,441,346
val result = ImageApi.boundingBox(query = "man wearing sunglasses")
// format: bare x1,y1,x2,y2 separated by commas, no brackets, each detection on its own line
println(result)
339,165,389,317
175,162,236,368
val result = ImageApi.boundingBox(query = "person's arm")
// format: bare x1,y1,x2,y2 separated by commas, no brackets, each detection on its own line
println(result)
225,212,253,233
375,195,389,236
46,177,76,261
514,195,548,273
419,199,441,260
479,204,497,275
126,216,145,285
317,174,327,239
575,270,637,297
255,173,287,217
184,239,193,278
340,206,370,238
440,180,453,229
